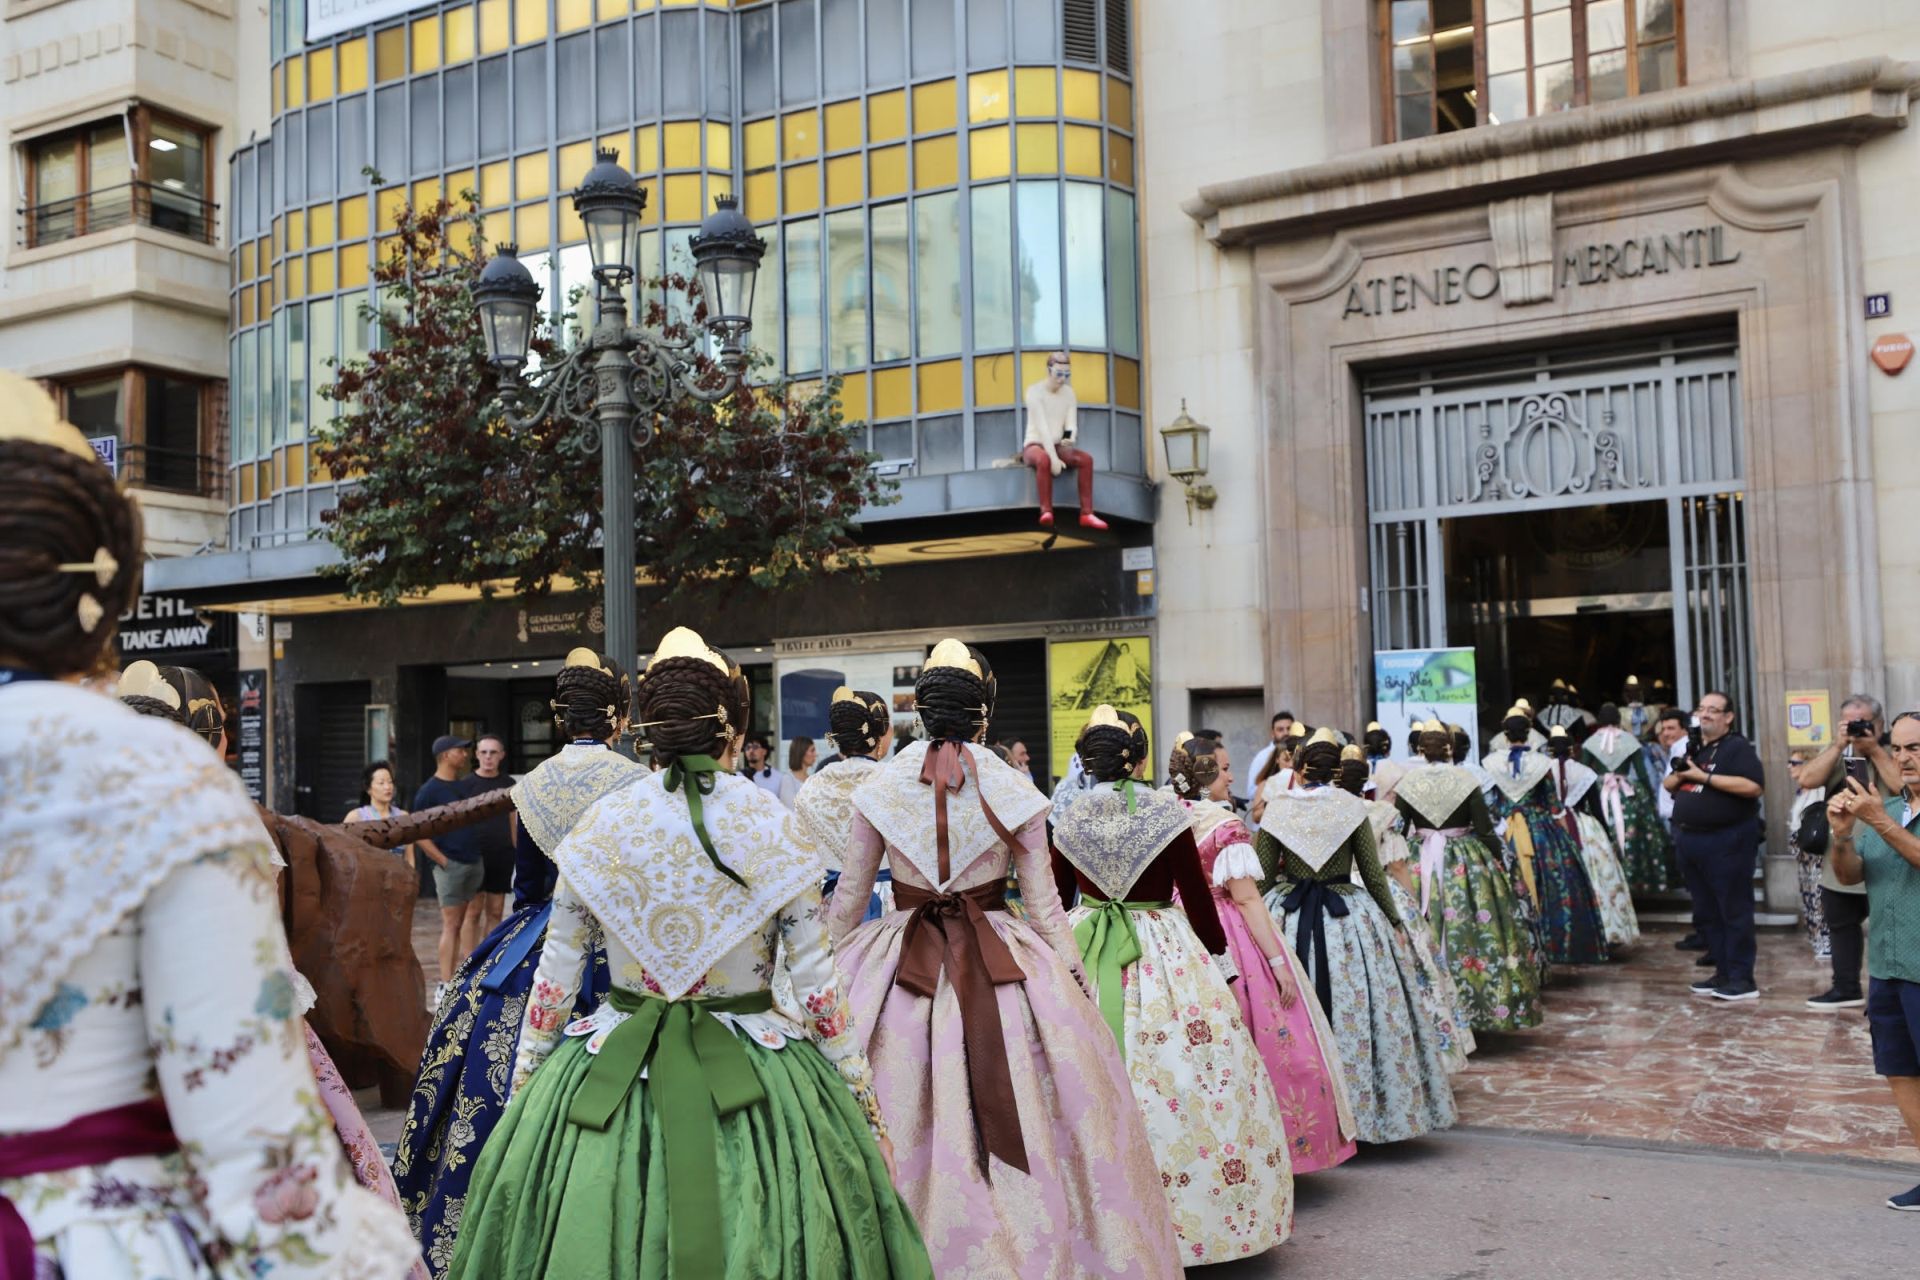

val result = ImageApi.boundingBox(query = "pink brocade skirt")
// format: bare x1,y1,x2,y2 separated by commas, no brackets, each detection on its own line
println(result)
304,1023,431,1280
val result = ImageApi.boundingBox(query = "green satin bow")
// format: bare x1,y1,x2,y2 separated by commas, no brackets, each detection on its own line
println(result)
663,754,749,887
1119,777,1140,814
1071,897,1171,1057
567,986,775,1277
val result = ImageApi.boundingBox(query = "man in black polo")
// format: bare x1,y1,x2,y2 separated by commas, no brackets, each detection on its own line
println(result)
1665,691,1766,1001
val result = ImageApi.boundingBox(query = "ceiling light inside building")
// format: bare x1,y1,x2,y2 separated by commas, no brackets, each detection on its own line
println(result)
149,138,179,152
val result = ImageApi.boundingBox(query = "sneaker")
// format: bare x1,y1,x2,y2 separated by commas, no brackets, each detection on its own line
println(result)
1676,933,1706,951
1689,974,1725,994
1889,1184,1920,1211
1806,988,1866,1011
1711,979,1760,1002
1078,512,1109,530
1695,952,1717,967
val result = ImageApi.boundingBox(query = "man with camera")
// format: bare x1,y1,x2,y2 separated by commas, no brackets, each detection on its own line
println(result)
1824,710,1920,1210
1665,692,1766,1001
1793,695,1904,1010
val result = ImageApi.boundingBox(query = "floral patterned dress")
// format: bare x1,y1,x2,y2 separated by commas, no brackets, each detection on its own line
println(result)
1581,727,1676,895
1481,749,1610,968
1549,757,1642,949
0,679,419,1280
1366,799,1476,1070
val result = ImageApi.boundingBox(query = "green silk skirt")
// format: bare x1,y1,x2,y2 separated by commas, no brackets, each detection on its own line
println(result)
445,1032,933,1279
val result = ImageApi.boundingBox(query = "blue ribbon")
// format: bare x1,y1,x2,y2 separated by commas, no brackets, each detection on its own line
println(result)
1280,879,1351,1017
480,902,552,993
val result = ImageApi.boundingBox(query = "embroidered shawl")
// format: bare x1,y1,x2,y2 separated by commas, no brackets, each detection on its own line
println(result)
1051,782,1193,900
790,756,881,872
1480,749,1555,805
1583,727,1644,774
1257,786,1370,873
510,743,645,855
0,681,273,1052
1394,764,1482,829
551,771,821,999
852,740,1050,889
1556,758,1600,809
1183,798,1239,846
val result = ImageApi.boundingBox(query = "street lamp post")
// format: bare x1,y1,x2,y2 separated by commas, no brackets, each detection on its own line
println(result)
472,149,765,681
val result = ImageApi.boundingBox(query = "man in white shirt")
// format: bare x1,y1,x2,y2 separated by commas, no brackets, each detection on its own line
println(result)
1240,710,1295,805
1022,352,1108,530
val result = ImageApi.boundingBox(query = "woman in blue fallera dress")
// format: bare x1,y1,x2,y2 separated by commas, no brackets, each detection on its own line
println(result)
391,650,643,1276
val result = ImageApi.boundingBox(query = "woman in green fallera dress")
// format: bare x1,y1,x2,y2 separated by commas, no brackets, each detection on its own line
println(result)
446,627,931,1279
1580,702,1677,894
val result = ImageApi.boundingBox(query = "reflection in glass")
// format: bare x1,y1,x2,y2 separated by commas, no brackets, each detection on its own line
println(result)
1638,39,1678,94
915,192,962,357
749,232,782,364
1015,181,1060,347
1537,60,1575,112
1485,19,1525,75
1487,70,1527,125
1532,7,1571,63
826,209,868,370
1588,48,1628,102
67,377,122,440
1064,183,1105,348
309,298,336,438
1639,0,1676,39
970,184,1013,349
871,202,911,361
1106,189,1138,357
786,217,823,374
1393,43,1432,95
287,303,307,440
1390,0,1431,42
1586,0,1625,51
240,330,259,461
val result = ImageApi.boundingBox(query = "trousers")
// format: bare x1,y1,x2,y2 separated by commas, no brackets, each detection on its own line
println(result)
1676,819,1760,984
1821,886,1871,997
1024,443,1095,515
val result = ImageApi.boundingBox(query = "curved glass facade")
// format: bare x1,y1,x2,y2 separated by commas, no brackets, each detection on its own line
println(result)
227,0,1142,548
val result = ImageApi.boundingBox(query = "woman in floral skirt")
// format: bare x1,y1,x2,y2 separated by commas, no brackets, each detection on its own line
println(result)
1481,709,1610,969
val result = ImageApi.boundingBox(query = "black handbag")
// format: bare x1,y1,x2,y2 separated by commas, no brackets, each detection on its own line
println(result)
1795,794,1831,857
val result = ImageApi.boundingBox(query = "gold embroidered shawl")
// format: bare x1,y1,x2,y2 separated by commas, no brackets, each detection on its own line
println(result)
851,740,1050,889
1184,798,1239,846
1051,783,1192,900
1480,749,1555,804
510,743,646,854
551,771,821,999
1583,727,1643,773
791,756,881,873
1257,786,1370,872
1394,764,1483,829
0,681,274,1052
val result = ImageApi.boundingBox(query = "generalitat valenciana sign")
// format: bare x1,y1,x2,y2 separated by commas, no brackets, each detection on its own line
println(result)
1871,333,1914,375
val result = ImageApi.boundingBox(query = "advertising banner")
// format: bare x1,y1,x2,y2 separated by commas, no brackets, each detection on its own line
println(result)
1785,689,1833,749
306,0,433,43
774,650,924,766
236,669,267,804
1047,636,1152,781
1373,647,1479,760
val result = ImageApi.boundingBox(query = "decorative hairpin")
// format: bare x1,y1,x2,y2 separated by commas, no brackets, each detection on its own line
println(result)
57,546,118,586
76,594,104,633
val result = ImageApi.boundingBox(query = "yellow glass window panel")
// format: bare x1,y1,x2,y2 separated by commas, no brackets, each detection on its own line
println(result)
373,26,405,82
635,124,662,171
516,154,550,200
597,132,631,168
743,171,777,222
258,461,273,499
825,154,862,206
445,169,477,205
338,37,368,92
783,162,819,214
707,173,732,202
558,202,584,242
288,444,309,488
514,0,547,44
637,179,659,223
411,15,441,71
479,161,512,207
239,288,255,327
834,371,868,421
240,241,257,281
308,202,336,245
340,242,370,287
913,79,956,133
286,53,306,106
663,173,702,222
445,7,475,62
287,210,307,252
1106,77,1132,127
867,89,907,142
1113,356,1140,410
259,278,274,314
307,47,336,101
411,176,442,209
973,354,1017,406
558,0,592,30
308,249,335,294
1107,132,1133,185
337,195,368,239
706,121,732,169
782,109,819,161
873,365,912,418
868,145,907,199
239,467,254,504
1063,69,1100,119
969,127,1010,181
514,203,550,249
1063,124,1102,177
558,141,593,188
597,0,630,17
479,0,510,52
742,119,775,171
272,215,284,256
1071,351,1107,404
1014,66,1056,117
823,100,861,152
912,135,957,188
1015,123,1057,174
272,64,283,117
481,210,510,246
917,360,963,413
664,121,701,168
968,71,1009,123
310,452,332,484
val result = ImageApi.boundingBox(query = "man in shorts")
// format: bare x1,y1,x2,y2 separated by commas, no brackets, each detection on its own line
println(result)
414,734,481,999
466,734,517,938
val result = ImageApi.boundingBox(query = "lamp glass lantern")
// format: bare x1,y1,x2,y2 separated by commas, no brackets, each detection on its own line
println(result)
473,244,543,371
1160,399,1211,483
688,195,767,357
572,148,645,284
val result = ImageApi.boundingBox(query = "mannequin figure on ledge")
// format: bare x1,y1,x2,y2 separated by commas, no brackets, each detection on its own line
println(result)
1023,351,1109,530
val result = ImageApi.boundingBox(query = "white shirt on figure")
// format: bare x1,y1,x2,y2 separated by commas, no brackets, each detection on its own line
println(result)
1023,380,1079,461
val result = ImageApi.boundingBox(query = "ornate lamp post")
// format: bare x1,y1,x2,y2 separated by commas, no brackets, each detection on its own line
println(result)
472,149,765,679
1159,399,1217,524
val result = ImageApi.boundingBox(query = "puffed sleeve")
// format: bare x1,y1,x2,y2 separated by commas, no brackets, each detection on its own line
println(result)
140,846,419,1280
777,881,887,1138
829,811,887,945
510,875,596,1095
1008,813,1091,993
1209,826,1265,887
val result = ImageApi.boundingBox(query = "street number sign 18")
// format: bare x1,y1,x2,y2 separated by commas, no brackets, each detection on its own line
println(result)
1866,293,1892,319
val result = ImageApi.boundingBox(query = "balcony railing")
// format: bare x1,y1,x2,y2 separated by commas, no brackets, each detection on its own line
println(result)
18,181,218,248
123,445,226,500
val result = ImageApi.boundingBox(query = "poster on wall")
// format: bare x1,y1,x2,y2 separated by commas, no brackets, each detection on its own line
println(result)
1785,689,1833,749
774,650,925,768
1047,636,1153,781
236,669,267,804
1373,648,1479,761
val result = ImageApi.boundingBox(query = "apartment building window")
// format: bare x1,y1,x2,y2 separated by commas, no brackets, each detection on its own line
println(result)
1385,0,1681,141
50,369,226,499
21,107,216,247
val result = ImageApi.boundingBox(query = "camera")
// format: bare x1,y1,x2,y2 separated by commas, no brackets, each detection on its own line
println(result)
1846,718,1875,739
1686,726,1704,760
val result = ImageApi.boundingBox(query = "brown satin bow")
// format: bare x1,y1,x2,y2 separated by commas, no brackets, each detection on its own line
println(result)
891,880,1030,1176
920,740,1022,883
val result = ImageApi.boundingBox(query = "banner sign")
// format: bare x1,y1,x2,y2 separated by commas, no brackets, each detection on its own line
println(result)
306,0,434,42
1785,689,1833,749
1373,647,1479,761
237,669,267,804
1047,636,1152,781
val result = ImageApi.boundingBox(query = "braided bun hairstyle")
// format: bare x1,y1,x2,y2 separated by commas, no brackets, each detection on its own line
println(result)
1078,717,1149,784
1337,756,1369,796
1503,713,1532,744
122,692,186,723
1364,725,1393,757
827,687,890,758
552,649,632,742
161,665,227,748
1167,739,1222,800
1450,726,1473,764
637,636,749,762
1595,702,1621,728
914,642,995,743
1296,739,1341,786
1418,729,1453,763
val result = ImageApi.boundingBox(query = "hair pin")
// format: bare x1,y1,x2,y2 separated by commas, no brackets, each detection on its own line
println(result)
76,593,104,633
57,546,118,587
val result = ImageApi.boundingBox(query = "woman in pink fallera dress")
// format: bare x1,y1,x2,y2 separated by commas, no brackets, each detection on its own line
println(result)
1168,735,1358,1173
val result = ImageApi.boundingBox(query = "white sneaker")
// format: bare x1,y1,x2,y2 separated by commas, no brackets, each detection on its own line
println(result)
431,982,447,1009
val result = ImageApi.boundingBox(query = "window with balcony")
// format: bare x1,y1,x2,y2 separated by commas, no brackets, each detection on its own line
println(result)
50,368,226,499
20,107,216,247
1385,0,1681,141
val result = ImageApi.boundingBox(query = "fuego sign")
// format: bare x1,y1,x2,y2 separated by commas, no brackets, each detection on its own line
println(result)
1871,333,1914,375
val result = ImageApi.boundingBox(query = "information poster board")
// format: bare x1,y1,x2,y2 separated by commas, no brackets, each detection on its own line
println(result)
1047,636,1153,780
774,650,924,765
1785,689,1833,749
1373,647,1479,760
236,669,267,803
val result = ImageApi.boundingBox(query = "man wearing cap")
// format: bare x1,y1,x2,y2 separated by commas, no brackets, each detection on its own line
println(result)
415,733,484,995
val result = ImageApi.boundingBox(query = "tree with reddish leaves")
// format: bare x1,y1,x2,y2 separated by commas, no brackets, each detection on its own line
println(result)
316,188,890,608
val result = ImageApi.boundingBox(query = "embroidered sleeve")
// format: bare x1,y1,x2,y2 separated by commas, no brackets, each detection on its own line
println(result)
1352,820,1402,926
1209,831,1264,887
830,811,887,945
140,846,418,1279
779,883,887,1139
511,877,595,1095
1009,813,1090,993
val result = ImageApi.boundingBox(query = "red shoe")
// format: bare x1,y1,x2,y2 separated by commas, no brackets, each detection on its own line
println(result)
1038,510,1054,527
1078,512,1109,530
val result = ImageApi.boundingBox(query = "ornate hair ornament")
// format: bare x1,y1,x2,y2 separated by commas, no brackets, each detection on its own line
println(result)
564,646,613,675
1514,698,1535,714
1366,720,1384,734
1287,721,1307,739
1340,743,1365,762
1504,705,1529,721
925,637,982,679
1307,726,1339,747
75,594,104,633
1548,725,1569,740
57,546,119,586
119,660,182,710
1625,673,1641,686
1173,729,1195,752
647,626,730,676
1551,678,1567,690
831,685,860,705
0,371,97,461
1085,703,1125,733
